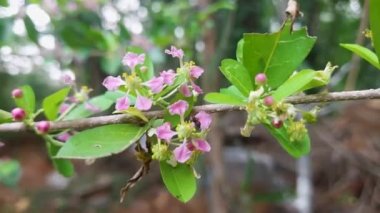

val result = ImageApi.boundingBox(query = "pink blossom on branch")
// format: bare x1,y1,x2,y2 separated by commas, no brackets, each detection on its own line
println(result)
102,76,124,91
160,69,176,85
190,66,204,79
145,76,165,93
168,100,189,116
179,84,192,97
115,96,130,111
195,111,212,130
191,82,203,95
122,52,145,69
173,142,192,163
193,139,211,152
135,95,153,111
165,46,184,59
156,122,176,141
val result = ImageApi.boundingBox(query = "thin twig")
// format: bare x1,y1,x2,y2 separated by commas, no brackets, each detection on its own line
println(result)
1,89,380,133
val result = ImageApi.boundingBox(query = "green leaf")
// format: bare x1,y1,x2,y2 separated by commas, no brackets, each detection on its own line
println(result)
24,15,39,44
56,124,146,159
236,39,244,63
0,109,12,124
45,137,75,177
0,0,9,6
272,69,316,101
0,159,21,187
300,63,337,91
370,0,380,60
14,85,36,117
243,20,316,88
220,85,246,99
340,43,380,69
63,91,123,120
205,92,245,105
43,87,71,121
127,46,154,81
220,59,253,96
160,162,197,202
264,124,311,158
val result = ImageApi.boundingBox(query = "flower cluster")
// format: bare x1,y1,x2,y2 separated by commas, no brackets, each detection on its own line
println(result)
102,46,211,165
241,73,313,142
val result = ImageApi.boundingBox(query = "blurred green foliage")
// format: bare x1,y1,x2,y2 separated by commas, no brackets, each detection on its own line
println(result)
0,0,378,110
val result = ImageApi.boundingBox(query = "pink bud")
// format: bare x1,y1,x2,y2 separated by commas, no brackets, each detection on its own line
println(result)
11,108,26,121
263,96,275,106
36,121,50,134
255,73,267,85
12,89,23,98
272,119,283,128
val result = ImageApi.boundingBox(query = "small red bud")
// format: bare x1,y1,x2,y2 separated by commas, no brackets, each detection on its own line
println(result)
11,108,26,121
272,119,283,128
186,142,196,151
36,121,50,134
263,96,275,106
255,73,267,85
12,89,23,99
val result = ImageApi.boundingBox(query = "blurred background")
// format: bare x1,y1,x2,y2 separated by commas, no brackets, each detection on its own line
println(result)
1,0,380,212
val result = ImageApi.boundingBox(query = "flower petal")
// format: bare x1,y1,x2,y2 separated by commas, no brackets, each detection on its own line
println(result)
102,76,124,91
173,142,192,163
135,95,153,111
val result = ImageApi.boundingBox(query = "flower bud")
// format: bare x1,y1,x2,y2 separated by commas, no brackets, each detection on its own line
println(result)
255,73,267,85
12,89,23,98
263,96,275,106
272,118,283,128
36,121,50,134
11,108,26,121
151,144,170,161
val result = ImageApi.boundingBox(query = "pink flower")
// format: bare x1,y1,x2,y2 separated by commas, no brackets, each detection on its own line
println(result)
156,122,176,141
61,73,75,85
85,102,101,113
122,52,145,69
160,69,176,85
173,142,192,163
191,82,203,95
190,66,204,79
135,95,153,111
145,76,165,93
193,139,211,152
116,96,130,111
179,84,192,97
36,121,50,134
56,132,71,142
168,100,188,116
102,76,124,91
165,46,184,59
195,111,212,130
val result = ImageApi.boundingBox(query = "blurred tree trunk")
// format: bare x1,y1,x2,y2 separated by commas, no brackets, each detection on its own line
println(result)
345,0,369,91
198,0,228,212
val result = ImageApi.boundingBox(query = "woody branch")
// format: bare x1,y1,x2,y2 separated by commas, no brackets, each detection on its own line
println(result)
1,89,380,133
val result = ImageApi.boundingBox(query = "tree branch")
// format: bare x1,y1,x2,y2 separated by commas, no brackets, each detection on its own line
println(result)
1,89,380,133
